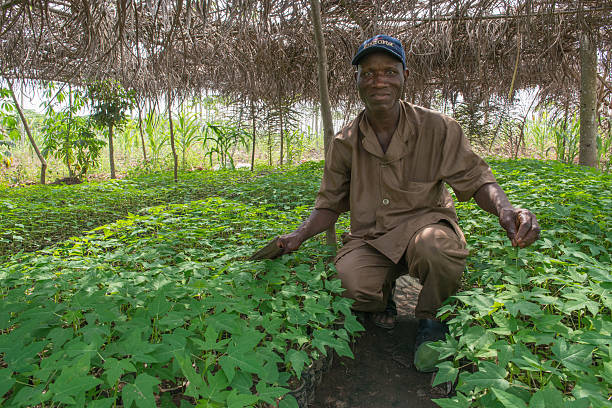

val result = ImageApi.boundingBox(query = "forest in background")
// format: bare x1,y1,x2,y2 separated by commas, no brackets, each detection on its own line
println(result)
1,80,611,186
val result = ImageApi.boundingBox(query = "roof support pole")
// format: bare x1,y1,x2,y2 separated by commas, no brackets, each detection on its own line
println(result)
5,78,47,184
310,0,336,251
579,30,598,168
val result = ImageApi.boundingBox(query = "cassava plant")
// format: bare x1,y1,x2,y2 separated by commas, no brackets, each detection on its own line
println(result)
87,79,135,179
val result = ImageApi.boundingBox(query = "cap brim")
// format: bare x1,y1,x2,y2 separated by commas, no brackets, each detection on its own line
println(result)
352,46,405,68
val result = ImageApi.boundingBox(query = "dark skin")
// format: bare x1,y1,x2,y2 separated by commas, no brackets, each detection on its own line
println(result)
278,51,540,261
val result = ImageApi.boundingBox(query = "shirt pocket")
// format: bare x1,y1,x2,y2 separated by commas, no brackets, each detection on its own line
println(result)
391,180,443,211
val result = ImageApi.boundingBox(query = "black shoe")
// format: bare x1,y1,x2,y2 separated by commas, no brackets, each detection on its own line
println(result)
414,319,449,372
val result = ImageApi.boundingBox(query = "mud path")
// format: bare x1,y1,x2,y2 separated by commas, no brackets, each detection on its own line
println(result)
312,277,448,408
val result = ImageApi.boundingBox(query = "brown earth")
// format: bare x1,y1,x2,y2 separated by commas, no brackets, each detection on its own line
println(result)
312,277,448,408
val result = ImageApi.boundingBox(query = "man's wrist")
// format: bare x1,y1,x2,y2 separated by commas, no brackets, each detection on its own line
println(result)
498,205,515,218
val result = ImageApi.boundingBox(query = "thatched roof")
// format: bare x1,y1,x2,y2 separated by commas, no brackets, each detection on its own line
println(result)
1,0,610,108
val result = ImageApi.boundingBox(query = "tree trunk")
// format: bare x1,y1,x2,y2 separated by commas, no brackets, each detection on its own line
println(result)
579,31,598,167
67,84,74,178
251,99,256,171
137,100,148,163
268,132,272,166
6,79,47,184
108,124,116,179
167,92,178,182
310,0,336,250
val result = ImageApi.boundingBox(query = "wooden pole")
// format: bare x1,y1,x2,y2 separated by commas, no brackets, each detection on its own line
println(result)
251,99,256,171
279,92,284,166
579,31,598,167
108,124,116,179
6,78,47,184
167,91,178,182
137,99,148,163
310,0,336,250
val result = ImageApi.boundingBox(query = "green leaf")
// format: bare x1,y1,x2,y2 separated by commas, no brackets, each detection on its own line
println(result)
11,385,52,407
491,388,527,407
331,338,354,358
551,339,594,372
572,377,610,407
207,313,244,335
230,371,253,395
200,371,230,404
432,392,471,408
286,349,309,379
190,326,230,352
122,373,160,408
103,357,137,386
324,278,344,294
49,354,102,405
256,382,289,404
226,389,259,408
505,300,542,317
174,351,207,398
457,361,509,391
312,328,336,355
219,352,263,383
600,360,612,384
433,362,458,387
0,369,15,398
340,312,364,334
259,361,280,383
278,394,299,408
529,383,565,408
88,398,116,408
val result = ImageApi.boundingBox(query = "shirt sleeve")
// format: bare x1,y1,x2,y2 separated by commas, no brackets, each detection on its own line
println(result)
314,136,351,213
441,119,497,202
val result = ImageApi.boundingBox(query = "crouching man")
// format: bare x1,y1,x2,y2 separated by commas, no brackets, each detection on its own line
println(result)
277,35,540,372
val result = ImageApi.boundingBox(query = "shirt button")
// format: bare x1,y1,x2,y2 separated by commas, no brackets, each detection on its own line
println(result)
382,198,390,205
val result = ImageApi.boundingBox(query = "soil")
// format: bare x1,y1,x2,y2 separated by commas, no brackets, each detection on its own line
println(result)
312,276,448,408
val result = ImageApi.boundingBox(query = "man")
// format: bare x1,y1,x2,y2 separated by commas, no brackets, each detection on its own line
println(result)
276,35,540,372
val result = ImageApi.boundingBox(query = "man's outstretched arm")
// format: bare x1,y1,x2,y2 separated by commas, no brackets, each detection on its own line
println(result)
473,182,540,248
277,208,340,255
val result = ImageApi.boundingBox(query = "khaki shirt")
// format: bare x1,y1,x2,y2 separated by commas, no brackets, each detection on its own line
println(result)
315,101,497,263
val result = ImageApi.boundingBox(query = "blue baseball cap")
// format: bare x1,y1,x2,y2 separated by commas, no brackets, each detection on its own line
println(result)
352,35,406,69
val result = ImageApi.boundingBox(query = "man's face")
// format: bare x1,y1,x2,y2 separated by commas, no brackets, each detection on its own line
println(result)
355,52,407,113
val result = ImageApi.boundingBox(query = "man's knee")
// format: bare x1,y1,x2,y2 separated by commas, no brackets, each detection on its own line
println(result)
334,247,392,312
407,224,468,281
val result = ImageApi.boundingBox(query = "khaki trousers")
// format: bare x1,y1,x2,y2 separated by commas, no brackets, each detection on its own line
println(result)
335,222,468,320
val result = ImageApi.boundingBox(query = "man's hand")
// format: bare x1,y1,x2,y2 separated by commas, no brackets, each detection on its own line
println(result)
499,208,540,248
277,232,305,255
275,208,340,256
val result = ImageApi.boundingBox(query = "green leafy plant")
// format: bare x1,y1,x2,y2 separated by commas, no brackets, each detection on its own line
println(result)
87,79,136,178
0,159,610,407
202,121,249,169
0,196,362,407
431,160,611,408
0,88,20,168
142,111,169,169
175,109,202,169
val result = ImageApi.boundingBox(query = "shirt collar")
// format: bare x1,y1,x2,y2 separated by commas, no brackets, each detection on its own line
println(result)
358,101,413,162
